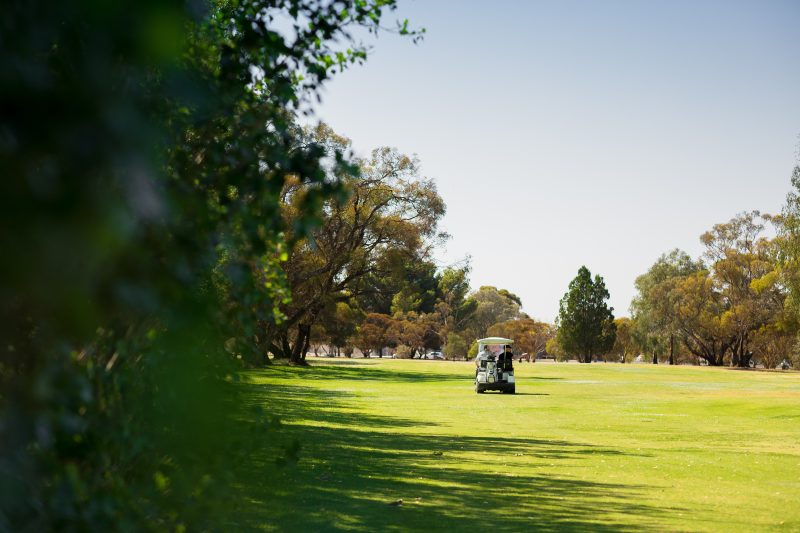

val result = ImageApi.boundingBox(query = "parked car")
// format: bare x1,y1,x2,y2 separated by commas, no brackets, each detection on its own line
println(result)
422,351,444,360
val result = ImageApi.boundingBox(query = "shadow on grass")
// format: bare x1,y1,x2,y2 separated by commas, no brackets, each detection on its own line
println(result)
261,360,472,384
240,383,439,429
222,373,667,532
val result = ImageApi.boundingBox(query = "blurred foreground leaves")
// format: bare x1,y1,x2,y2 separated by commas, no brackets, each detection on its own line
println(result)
0,0,417,529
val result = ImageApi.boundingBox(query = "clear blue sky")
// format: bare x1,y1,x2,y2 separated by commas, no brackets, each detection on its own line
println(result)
311,0,800,321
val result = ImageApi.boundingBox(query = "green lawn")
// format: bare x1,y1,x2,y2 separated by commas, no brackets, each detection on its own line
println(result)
230,359,800,532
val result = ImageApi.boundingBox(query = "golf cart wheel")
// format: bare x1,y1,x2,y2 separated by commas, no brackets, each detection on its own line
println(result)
504,385,515,394
475,383,484,394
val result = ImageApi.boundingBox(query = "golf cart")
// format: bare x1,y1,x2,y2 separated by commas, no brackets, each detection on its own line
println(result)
474,337,515,394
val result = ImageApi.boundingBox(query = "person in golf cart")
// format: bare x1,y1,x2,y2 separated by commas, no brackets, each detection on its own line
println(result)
475,345,492,372
498,345,513,369
474,337,516,394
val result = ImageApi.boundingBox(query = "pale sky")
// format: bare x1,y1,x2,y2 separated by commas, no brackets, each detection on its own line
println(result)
311,0,800,322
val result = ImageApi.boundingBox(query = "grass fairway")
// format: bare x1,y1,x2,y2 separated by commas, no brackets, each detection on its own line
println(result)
235,359,800,532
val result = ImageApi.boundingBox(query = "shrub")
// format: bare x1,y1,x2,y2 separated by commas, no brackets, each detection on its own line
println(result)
395,345,414,359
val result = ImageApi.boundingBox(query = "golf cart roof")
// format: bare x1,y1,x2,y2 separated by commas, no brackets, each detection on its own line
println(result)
478,337,514,345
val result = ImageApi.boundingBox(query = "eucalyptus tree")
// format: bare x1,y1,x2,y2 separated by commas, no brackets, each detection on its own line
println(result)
435,265,478,337
609,317,638,363
774,162,800,322
631,249,703,364
356,313,395,358
268,128,446,364
701,211,783,367
487,318,555,358
466,286,523,339
659,270,730,366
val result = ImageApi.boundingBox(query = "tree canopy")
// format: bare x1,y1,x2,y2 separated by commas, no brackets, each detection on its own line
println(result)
556,266,616,363
1,0,423,528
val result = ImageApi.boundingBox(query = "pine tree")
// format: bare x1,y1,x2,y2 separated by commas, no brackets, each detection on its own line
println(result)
556,266,616,363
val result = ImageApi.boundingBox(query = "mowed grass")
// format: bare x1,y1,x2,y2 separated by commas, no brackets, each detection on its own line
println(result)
232,359,800,532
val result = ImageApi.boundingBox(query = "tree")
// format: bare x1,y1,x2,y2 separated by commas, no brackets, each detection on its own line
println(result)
318,301,363,357
389,261,440,315
556,266,616,363
701,211,781,367
631,249,703,365
775,162,800,316
609,317,638,363
487,318,555,359
1,1,422,529
356,313,395,357
466,286,522,339
633,218,786,368
353,253,439,315
545,336,568,361
660,271,729,366
388,312,433,358
269,132,446,364
750,323,797,369
435,265,478,337
467,340,479,358
444,332,468,360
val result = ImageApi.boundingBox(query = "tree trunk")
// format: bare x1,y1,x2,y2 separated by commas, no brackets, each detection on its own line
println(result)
300,330,310,363
270,334,291,359
668,334,675,366
737,348,752,368
652,348,658,365
244,327,272,367
289,324,311,365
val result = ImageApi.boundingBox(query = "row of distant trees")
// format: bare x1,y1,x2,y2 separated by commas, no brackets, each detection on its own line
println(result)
307,286,556,361
245,124,556,363
291,161,800,369
549,173,800,368
625,201,800,368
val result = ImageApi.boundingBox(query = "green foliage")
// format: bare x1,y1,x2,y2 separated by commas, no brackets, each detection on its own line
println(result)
319,301,363,351
545,336,568,361
609,317,638,362
390,261,441,315
634,210,791,367
467,340,479,358
309,261,487,359
776,163,800,321
268,130,446,363
394,344,413,359
435,265,478,336
556,266,616,363
630,249,703,362
1,0,419,529
487,318,555,358
443,332,468,360
466,286,522,339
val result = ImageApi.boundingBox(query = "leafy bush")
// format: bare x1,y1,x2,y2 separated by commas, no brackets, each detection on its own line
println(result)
467,341,479,358
395,345,414,359
0,0,419,529
444,333,468,360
